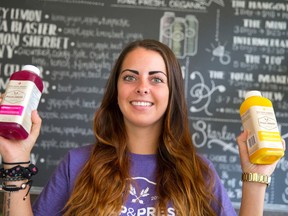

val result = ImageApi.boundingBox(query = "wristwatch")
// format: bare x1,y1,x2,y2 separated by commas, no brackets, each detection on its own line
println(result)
242,173,271,187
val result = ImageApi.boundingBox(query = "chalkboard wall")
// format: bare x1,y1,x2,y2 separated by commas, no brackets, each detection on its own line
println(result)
0,0,287,213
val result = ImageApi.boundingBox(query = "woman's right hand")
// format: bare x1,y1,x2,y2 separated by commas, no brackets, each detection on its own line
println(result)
0,94,42,163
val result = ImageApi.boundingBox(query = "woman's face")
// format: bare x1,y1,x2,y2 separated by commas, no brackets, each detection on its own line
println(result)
117,47,169,129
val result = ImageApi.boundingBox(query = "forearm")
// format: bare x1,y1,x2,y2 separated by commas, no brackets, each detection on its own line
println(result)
239,182,267,216
1,162,35,216
2,186,33,216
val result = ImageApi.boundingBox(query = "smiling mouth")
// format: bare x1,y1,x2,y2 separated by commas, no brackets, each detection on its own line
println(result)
130,101,153,106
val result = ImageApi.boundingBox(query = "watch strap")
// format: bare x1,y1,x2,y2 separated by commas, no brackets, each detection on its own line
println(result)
242,172,271,186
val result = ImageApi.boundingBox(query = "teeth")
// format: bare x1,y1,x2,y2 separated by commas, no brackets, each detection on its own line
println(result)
131,101,152,106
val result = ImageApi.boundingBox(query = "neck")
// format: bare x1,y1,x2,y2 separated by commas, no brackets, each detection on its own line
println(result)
125,124,161,154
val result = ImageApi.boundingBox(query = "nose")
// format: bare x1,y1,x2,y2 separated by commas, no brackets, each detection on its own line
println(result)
136,79,150,95
136,89,149,94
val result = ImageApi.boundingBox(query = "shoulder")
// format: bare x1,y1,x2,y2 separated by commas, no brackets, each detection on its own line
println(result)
63,144,94,169
67,144,94,159
51,144,94,179
32,145,95,215
196,153,215,170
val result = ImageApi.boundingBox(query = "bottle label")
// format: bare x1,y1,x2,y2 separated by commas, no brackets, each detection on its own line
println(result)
0,80,41,132
258,131,281,142
0,105,24,115
241,106,282,155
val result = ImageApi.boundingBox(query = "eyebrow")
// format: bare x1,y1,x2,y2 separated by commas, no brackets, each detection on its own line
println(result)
121,69,167,77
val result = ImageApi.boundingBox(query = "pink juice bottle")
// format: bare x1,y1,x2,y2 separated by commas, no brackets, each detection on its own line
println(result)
0,65,43,139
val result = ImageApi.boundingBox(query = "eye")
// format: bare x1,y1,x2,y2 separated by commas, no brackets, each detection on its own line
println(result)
152,76,165,83
123,75,136,82
152,77,164,83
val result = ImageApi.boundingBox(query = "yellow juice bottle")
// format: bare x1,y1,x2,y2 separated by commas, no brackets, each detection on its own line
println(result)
239,90,284,164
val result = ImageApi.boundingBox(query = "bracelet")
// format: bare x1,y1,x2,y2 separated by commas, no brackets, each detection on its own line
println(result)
0,164,38,179
2,161,30,165
2,176,26,182
2,179,33,200
242,173,271,187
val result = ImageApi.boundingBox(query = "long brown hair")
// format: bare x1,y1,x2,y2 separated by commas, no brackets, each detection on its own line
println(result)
63,39,219,215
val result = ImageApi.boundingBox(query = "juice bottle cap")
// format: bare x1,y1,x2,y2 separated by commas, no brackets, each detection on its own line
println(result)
22,65,40,76
245,90,262,99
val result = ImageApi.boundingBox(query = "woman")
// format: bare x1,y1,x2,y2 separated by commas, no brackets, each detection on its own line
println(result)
0,39,283,215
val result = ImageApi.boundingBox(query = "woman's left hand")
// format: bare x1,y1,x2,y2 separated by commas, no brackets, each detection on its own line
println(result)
237,130,285,176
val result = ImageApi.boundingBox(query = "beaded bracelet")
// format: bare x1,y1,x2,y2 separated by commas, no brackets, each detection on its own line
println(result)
2,176,26,182
0,164,38,179
0,164,38,200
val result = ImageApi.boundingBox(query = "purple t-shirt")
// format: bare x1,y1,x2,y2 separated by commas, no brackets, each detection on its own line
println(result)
33,145,236,215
